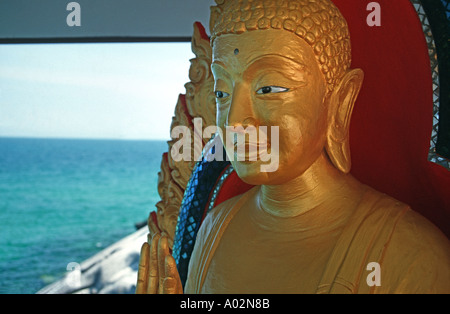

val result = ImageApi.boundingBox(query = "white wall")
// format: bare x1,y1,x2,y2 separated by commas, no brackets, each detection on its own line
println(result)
0,0,216,40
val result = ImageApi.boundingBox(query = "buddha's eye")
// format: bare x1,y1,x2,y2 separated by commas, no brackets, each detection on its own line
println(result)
215,91,230,99
256,86,289,95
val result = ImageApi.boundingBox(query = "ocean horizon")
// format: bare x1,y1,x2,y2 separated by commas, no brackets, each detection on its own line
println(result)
0,137,168,294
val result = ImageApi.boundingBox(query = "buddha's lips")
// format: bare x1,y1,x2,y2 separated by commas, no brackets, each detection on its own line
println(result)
234,141,270,160
233,141,269,149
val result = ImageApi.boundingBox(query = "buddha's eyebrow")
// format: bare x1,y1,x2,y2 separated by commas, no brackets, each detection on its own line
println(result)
246,54,311,81
248,54,308,69
211,61,231,78
211,62,234,82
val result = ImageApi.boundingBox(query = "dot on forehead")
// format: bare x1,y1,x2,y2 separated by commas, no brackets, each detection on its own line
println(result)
234,48,239,55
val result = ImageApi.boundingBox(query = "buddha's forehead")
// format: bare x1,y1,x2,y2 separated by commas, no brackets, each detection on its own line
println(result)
212,29,316,71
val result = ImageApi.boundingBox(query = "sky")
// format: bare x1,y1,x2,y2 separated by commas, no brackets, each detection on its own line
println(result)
0,42,194,140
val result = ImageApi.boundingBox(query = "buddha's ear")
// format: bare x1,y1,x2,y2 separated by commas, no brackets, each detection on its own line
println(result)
325,68,364,174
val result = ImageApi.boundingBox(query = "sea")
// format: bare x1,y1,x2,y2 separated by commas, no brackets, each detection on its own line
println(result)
0,137,168,294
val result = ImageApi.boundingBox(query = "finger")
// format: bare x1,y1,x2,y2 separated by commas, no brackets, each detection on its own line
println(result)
163,255,183,294
157,235,170,293
148,233,161,294
163,277,180,294
148,216,160,239
135,242,150,294
164,254,178,278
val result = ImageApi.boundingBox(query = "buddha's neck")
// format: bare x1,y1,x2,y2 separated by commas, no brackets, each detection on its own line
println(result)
259,153,358,219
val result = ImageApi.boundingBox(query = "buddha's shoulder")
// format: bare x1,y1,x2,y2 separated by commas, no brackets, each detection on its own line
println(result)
208,187,258,218
361,187,450,292
361,186,449,252
198,187,258,237
386,205,450,267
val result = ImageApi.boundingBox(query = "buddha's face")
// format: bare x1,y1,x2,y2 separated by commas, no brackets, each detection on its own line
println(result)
212,29,329,185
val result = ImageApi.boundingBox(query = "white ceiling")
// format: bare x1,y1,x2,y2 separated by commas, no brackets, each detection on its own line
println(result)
0,0,216,41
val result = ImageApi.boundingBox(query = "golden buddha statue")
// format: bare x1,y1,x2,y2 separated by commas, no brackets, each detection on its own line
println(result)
137,0,450,294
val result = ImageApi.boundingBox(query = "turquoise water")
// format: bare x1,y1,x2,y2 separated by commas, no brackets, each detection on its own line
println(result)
0,137,167,294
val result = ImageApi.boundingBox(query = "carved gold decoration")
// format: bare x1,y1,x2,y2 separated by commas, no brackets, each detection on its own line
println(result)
185,23,217,129
167,96,197,191
154,153,184,248
151,22,215,249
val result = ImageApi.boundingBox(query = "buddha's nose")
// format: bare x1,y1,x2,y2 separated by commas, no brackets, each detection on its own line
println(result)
226,86,257,128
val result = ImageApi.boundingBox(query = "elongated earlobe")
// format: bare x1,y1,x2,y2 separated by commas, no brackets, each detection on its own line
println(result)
326,68,364,173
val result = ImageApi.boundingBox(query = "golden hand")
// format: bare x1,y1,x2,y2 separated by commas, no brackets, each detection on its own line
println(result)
136,219,183,294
